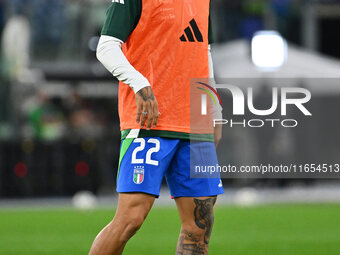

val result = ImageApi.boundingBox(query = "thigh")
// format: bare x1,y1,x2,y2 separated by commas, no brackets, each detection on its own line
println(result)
117,137,179,197
175,196,216,224
165,140,224,198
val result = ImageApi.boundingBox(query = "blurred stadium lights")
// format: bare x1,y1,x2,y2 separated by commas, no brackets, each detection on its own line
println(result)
75,161,90,177
14,162,28,178
251,30,287,71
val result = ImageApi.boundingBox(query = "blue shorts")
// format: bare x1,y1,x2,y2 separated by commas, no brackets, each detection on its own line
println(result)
117,137,224,198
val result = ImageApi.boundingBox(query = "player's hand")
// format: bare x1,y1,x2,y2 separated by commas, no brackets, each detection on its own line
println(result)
135,86,160,130
214,124,222,148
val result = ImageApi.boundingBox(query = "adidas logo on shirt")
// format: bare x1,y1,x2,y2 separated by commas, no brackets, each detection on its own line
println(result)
112,0,124,4
180,19,203,42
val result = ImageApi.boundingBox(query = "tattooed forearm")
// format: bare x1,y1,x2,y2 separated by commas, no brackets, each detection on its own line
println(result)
137,87,155,101
193,197,216,244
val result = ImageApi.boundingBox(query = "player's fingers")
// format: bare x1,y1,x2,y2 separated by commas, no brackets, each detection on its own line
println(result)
153,114,159,128
152,102,160,127
136,103,142,123
146,102,154,130
140,103,148,128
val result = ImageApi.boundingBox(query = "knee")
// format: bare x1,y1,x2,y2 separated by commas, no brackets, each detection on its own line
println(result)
125,214,145,234
182,215,215,241
182,197,216,244
115,214,145,242
181,224,207,242
181,218,214,245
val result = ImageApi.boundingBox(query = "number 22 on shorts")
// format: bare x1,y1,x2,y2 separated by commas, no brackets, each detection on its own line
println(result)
131,138,160,166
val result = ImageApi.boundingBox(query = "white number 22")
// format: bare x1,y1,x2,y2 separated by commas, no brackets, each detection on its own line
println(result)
131,138,160,166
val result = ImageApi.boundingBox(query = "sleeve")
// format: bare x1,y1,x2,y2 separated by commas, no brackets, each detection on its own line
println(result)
101,0,142,42
208,0,214,44
96,35,150,94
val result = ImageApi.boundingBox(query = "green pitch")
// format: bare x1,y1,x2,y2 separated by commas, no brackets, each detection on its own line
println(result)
1,204,340,255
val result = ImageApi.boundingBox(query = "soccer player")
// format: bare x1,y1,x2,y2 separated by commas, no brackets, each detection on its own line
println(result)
89,0,223,254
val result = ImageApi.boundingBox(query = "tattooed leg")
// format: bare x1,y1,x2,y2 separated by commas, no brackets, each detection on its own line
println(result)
175,197,217,255
176,229,206,255
193,198,216,245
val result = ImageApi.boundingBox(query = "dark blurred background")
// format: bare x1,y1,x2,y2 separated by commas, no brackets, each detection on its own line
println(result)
0,0,340,199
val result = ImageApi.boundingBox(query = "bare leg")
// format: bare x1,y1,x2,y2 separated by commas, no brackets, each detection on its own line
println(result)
175,196,217,255
89,193,155,255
